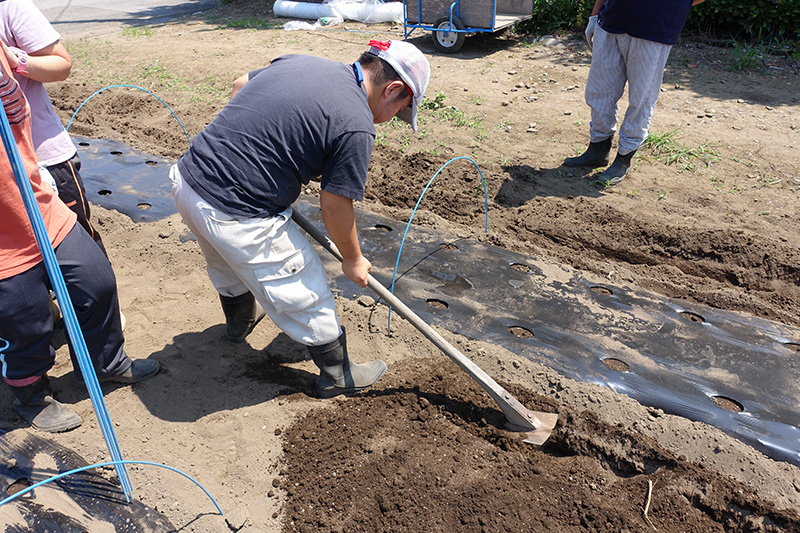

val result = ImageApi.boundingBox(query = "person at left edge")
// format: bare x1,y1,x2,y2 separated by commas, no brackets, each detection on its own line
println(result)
0,49,159,434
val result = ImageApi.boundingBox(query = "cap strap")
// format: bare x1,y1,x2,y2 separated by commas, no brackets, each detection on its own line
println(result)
352,61,363,85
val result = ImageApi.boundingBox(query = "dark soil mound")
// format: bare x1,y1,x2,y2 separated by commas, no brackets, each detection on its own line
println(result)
279,359,800,532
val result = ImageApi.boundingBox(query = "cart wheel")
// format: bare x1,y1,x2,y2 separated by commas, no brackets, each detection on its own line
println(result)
432,16,466,53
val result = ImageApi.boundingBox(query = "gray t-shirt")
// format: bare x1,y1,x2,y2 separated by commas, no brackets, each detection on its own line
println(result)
178,54,375,218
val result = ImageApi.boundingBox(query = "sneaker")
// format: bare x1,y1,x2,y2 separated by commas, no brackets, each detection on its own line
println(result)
100,359,160,384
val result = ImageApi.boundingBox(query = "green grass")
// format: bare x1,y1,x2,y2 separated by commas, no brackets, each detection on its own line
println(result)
435,107,483,128
189,76,231,102
730,40,763,71
121,26,154,37
643,129,719,171
419,92,482,129
140,61,185,89
420,91,447,111
710,175,744,195
63,38,112,72
589,177,618,189
471,129,489,148
386,116,406,129
398,134,411,153
91,58,231,105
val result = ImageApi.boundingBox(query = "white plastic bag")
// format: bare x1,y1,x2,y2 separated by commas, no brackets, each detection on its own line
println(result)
283,20,317,31
282,15,343,31
317,15,345,27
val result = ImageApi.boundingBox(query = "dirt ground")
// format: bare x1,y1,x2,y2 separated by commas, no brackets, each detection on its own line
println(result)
2,1,800,531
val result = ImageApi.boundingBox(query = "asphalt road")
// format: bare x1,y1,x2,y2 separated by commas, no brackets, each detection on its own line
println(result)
35,0,221,38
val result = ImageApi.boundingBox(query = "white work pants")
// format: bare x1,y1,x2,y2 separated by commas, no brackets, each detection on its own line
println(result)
585,26,672,155
170,165,341,347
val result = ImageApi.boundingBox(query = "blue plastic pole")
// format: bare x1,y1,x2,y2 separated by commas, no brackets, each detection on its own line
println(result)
0,107,134,501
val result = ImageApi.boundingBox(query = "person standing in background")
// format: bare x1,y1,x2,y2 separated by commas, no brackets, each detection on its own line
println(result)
565,0,706,185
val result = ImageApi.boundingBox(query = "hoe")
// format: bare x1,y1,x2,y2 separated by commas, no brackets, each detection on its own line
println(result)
292,210,558,445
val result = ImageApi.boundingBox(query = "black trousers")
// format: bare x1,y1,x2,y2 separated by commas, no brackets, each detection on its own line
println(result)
0,224,129,383
47,153,106,256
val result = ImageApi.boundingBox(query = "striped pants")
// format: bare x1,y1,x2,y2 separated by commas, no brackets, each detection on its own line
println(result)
585,26,673,155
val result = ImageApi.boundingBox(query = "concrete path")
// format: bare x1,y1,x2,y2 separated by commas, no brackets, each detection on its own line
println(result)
35,0,221,38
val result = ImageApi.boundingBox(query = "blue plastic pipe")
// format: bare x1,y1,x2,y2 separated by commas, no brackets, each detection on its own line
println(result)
0,460,223,515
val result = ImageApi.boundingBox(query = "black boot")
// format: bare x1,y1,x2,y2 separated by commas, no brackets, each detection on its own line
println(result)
564,138,612,167
220,292,266,343
307,328,387,398
10,374,82,433
596,150,636,186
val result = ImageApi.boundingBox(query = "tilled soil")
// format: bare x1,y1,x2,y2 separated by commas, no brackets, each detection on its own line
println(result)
279,359,800,532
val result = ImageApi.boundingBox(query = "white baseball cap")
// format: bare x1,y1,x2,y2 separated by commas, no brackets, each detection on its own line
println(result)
367,40,430,131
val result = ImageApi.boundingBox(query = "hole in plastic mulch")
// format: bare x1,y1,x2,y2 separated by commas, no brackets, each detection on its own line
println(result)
426,298,449,309
508,325,533,338
590,286,613,296
712,395,744,413
680,311,706,323
602,358,630,372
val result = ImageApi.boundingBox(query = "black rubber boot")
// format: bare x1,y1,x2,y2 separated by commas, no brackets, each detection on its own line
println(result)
308,328,387,398
596,150,636,186
10,375,82,433
220,292,266,343
564,138,613,168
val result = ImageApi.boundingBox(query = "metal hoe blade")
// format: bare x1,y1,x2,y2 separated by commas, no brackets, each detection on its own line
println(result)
292,210,558,445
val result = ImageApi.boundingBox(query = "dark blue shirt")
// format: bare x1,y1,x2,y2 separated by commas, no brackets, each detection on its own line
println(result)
178,55,375,219
599,0,696,45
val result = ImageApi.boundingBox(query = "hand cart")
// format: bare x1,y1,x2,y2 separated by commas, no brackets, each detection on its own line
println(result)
403,0,534,53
